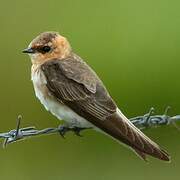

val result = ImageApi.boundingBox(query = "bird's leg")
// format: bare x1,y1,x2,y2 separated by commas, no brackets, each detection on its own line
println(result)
58,124,92,138
58,125,72,138
71,127,92,137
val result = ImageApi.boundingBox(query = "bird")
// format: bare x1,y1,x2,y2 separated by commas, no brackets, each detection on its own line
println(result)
22,31,170,162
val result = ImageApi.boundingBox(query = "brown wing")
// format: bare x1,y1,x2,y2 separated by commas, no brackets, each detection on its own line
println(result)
41,54,117,121
41,55,170,161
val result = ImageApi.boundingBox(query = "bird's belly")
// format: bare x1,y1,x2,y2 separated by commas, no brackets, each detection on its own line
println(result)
31,68,93,128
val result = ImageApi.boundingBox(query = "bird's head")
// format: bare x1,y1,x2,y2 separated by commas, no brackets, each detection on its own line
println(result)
23,32,72,64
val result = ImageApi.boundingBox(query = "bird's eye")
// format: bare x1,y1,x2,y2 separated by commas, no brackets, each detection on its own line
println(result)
40,46,51,53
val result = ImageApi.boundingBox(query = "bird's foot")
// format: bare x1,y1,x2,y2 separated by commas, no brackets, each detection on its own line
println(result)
58,125,71,138
72,127,91,137
58,125,92,138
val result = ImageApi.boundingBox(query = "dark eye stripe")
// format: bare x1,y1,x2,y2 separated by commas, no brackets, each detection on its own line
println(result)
37,46,51,54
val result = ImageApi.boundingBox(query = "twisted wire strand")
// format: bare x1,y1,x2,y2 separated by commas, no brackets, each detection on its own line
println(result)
0,107,179,147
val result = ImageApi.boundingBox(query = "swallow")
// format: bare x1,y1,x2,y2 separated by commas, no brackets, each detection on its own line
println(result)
23,31,170,161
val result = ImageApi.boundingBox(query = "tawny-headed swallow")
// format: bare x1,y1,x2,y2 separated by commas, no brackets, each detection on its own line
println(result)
23,32,170,161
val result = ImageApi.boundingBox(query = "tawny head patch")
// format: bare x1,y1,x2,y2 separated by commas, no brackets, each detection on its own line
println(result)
23,32,72,64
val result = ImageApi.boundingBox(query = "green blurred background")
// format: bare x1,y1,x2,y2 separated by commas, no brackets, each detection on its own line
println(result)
0,0,180,179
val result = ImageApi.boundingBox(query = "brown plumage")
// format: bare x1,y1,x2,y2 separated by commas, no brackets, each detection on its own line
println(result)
23,32,170,162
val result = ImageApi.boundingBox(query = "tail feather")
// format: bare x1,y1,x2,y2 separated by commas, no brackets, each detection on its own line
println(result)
134,148,148,161
103,109,171,161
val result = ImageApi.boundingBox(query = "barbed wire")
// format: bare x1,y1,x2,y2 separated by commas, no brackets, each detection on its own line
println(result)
0,107,179,147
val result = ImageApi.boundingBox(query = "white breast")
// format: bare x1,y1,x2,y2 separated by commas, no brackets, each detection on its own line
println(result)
31,65,93,128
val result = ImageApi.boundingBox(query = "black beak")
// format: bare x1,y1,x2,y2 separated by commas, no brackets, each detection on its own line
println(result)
22,48,35,54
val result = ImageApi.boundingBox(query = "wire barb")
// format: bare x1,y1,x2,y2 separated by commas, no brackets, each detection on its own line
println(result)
0,107,179,147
